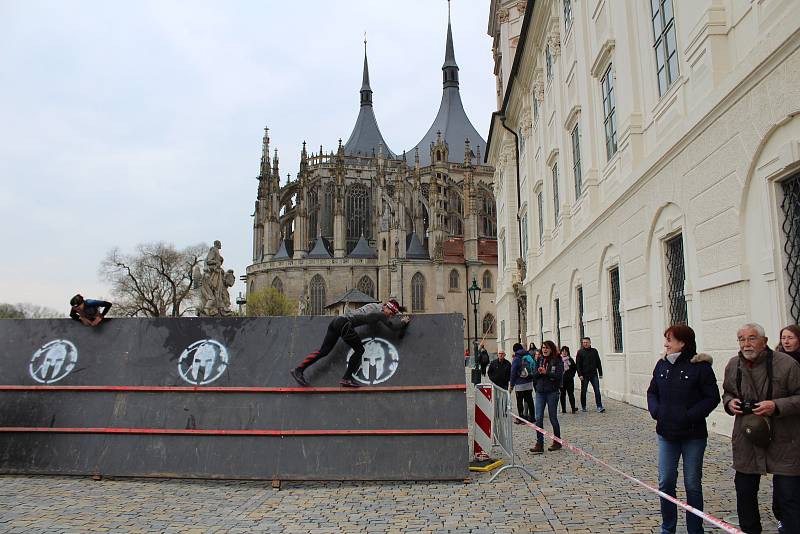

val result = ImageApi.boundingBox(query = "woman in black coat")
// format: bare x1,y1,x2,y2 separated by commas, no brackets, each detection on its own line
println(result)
559,346,577,413
646,325,720,534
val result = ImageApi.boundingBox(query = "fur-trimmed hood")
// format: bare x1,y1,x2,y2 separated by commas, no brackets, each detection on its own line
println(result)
690,353,713,364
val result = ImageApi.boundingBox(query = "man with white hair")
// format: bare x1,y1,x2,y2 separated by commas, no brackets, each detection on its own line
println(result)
722,322,800,534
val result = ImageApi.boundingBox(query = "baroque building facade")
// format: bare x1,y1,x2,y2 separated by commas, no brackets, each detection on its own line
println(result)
487,0,800,434
246,16,499,353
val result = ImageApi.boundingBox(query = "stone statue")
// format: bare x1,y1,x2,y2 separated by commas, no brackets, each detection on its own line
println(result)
197,240,235,316
297,284,310,316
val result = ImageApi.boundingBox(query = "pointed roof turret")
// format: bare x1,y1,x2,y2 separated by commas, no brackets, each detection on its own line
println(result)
307,237,332,259
348,234,377,259
272,239,292,260
406,5,485,167
343,39,396,158
406,232,429,260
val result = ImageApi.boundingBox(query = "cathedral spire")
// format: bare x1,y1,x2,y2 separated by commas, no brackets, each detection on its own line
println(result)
360,35,373,107
442,0,459,88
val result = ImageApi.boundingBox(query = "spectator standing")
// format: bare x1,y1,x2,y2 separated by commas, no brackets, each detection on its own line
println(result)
509,343,535,426
647,325,720,534
530,340,564,453
722,323,800,534
528,342,538,354
576,337,605,413
478,344,490,376
560,346,578,414
487,350,511,390
776,325,800,365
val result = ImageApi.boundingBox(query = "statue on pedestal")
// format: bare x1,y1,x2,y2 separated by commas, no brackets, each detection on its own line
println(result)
196,240,235,316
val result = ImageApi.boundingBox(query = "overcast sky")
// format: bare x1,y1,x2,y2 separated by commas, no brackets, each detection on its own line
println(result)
0,1,497,314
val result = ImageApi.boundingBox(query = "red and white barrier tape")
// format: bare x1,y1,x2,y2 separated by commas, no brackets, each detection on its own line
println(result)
510,413,743,534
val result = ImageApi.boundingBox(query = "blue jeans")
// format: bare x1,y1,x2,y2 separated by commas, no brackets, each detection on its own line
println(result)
658,435,706,534
534,390,560,445
580,373,603,409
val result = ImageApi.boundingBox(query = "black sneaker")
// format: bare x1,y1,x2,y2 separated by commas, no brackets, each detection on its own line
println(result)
340,377,361,388
290,368,309,387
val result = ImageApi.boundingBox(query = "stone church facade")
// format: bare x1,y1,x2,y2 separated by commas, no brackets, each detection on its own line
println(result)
487,0,800,434
246,15,499,353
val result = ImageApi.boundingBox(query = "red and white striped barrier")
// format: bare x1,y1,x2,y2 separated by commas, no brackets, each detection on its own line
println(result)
509,412,744,534
472,384,493,460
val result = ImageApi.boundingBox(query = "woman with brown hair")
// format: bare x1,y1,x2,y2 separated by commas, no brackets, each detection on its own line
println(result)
530,340,564,454
776,324,800,365
647,325,720,534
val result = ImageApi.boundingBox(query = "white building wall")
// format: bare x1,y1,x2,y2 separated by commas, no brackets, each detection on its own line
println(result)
487,0,800,435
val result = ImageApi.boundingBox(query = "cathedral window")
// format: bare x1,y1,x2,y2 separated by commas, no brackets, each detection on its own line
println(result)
346,183,371,253
411,272,425,312
322,182,334,238
310,274,326,316
482,270,492,291
482,313,495,335
449,269,460,290
307,186,319,245
447,188,464,236
357,275,375,298
480,192,497,238
271,277,284,295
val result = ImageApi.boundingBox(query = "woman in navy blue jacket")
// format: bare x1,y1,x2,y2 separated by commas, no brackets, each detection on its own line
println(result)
647,325,720,534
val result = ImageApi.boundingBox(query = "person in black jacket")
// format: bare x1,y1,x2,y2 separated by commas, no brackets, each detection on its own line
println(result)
576,337,605,412
487,350,511,390
478,344,490,376
647,325,720,534
559,346,578,414
69,294,112,327
530,340,565,453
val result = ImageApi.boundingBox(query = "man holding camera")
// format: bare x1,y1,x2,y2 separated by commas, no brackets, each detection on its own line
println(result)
722,323,800,534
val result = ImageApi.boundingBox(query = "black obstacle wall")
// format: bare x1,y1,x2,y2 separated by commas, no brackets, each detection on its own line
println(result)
0,314,468,480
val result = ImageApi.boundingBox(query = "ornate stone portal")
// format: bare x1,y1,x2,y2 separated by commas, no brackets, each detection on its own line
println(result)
197,240,235,317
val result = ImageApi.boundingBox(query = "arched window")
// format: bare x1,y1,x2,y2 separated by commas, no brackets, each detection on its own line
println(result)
271,277,284,295
482,270,492,291
482,313,495,335
346,183,371,253
307,186,319,244
357,275,375,298
480,192,497,237
310,274,326,316
447,188,464,236
411,272,425,312
322,182,334,238
449,269,460,290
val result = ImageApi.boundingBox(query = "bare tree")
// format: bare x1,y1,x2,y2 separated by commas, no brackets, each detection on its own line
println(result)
100,242,208,317
0,303,60,319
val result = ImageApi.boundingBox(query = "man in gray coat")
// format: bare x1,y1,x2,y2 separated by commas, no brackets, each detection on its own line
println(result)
722,322,800,534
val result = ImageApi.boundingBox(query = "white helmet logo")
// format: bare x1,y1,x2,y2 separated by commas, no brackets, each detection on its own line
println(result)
29,340,78,384
346,337,399,385
178,340,229,385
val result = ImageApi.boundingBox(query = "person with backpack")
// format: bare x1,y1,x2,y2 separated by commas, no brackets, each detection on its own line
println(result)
560,345,578,414
509,342,535,426
531,340,565,453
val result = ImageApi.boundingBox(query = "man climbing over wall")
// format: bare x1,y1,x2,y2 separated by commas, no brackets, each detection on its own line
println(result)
290,298,411,388
69,294,112,327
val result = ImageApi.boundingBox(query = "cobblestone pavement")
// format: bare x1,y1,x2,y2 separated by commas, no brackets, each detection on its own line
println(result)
0,380,780,534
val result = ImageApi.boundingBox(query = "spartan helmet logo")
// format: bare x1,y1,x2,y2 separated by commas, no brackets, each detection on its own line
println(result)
346,337,399,385
29,340,78,384
178,340,229,385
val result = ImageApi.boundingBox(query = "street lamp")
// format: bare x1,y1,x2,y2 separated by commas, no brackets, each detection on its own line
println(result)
468,277,481,384
235,292,246,315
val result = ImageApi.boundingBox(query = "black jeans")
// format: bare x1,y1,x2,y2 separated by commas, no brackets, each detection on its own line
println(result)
580,372,603,409
515,389,535,421
735,471,800,534
560,375,576,412
298,317,365,379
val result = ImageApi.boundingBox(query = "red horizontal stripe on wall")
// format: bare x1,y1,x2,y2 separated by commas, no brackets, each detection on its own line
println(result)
0,427,468,437
0,384,466,393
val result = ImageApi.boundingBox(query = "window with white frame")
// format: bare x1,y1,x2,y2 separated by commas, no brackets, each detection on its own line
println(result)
537,191,544,246
564,0,573,32
651,0,679,96
552,163,560,223
601,64,618,160
571,124,582,198
521,213,529,256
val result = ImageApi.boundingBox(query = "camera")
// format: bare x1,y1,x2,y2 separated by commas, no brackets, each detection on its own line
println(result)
740,400,759,415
